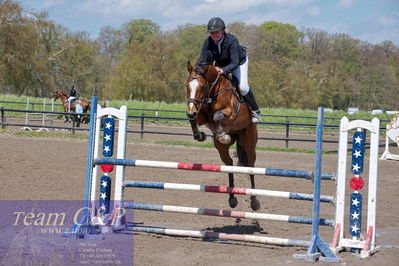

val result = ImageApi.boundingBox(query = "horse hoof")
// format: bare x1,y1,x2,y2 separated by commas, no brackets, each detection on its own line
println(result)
198,132,207,141
229,196,238,208
250,196,260,211
194,132,207,142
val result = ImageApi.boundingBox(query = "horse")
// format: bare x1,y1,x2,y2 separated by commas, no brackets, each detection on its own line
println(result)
53,90,91,125
185,61,260,211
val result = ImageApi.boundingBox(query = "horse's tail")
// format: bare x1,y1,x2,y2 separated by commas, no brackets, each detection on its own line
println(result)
236,142,248,166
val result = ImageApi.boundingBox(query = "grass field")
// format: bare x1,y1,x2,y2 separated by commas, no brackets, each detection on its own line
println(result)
0,94,393,130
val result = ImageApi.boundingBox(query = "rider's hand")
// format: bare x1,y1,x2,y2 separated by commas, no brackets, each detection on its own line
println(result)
215,67,224,74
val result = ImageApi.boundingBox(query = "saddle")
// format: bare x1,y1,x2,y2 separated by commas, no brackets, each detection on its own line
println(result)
225,73,244,104
68,96,78,104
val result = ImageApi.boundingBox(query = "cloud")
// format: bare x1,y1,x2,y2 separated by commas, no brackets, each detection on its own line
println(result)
41,0,66,9
75,0,318,22
307,6,321,17
23,0,398,45
378,11,399,27
85,0,318,30
336,0,357,9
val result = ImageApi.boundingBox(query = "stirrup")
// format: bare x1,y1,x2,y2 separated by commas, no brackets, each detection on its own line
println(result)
251,110,261,123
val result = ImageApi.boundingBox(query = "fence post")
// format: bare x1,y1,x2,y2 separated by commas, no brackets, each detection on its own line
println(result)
140,113,144,139
42,98,46,126
25,97,29,125
51,99,54,129
1,107,5,129
72,114,76,134
285,116,290,148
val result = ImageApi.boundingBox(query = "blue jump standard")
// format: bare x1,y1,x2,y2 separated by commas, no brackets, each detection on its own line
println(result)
293,107,340,263
61,96,103,239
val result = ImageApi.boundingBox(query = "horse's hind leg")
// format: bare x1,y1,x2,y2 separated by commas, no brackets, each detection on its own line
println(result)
249,174,260,211
228,173,238,208
237,130,260,211
213,139,237,208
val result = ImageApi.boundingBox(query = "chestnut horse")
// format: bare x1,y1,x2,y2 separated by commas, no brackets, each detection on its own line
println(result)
186,62,260,211
53,90,91,123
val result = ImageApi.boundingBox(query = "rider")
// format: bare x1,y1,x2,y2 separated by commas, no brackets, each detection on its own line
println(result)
197,17,261,123
67,84,77,105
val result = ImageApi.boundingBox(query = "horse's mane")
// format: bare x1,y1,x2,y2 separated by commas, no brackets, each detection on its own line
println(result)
194,64,206,75
194,64,220,82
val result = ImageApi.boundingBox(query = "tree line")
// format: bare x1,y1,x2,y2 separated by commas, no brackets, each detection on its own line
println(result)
1,0,398,110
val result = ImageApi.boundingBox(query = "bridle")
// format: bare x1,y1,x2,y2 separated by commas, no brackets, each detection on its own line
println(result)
187,70,220,112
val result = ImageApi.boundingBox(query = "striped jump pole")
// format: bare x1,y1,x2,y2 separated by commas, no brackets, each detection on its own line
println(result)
124,180,335,203
123,202,335,226
129,225,311,247
94,158,336,181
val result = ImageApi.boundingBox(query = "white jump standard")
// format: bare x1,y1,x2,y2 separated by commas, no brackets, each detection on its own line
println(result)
380,115,399,160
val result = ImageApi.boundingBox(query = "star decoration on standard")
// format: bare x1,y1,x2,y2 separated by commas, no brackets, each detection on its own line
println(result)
103,145,111,154
351,211,360,220
353,150,362,158
352,163,361,172
104,134,111,142
100,192,107,200
351,197,360,206
105,122,113,130
351,224,360,233
354,135,363,144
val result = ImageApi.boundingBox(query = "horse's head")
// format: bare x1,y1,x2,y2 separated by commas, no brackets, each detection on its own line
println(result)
53,90,60,99
53,90,68,100
186,61,219,120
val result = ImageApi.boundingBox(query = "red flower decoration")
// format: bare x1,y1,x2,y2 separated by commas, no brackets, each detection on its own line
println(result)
101,164,114,173
349,176,364,190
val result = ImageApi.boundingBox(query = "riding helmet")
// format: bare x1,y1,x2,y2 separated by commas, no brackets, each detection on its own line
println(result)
207,17,226,32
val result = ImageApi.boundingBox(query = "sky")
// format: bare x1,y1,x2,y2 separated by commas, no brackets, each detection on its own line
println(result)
21,0,399,45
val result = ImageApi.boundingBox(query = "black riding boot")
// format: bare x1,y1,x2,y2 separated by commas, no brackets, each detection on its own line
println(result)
243,89,261,123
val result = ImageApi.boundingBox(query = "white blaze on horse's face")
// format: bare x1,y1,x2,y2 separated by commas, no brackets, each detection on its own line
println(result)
188,79,200,112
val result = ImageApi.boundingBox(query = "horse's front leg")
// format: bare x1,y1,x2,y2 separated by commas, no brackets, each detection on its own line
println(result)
189,119,206,142
213,110,233,144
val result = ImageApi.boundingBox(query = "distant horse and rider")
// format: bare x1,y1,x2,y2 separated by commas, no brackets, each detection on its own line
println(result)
53,90,91,126
185,61,260,211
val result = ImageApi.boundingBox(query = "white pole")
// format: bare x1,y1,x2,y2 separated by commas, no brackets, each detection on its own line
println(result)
42,98,46,126
25,97,29,125
51,98,54,128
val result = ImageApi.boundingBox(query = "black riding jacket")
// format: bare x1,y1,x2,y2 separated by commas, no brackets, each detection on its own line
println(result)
198,32,246,75
70,87,77,97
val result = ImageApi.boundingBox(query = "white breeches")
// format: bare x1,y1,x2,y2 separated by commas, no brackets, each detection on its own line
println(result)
68,96,76,103
232,56,249,96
